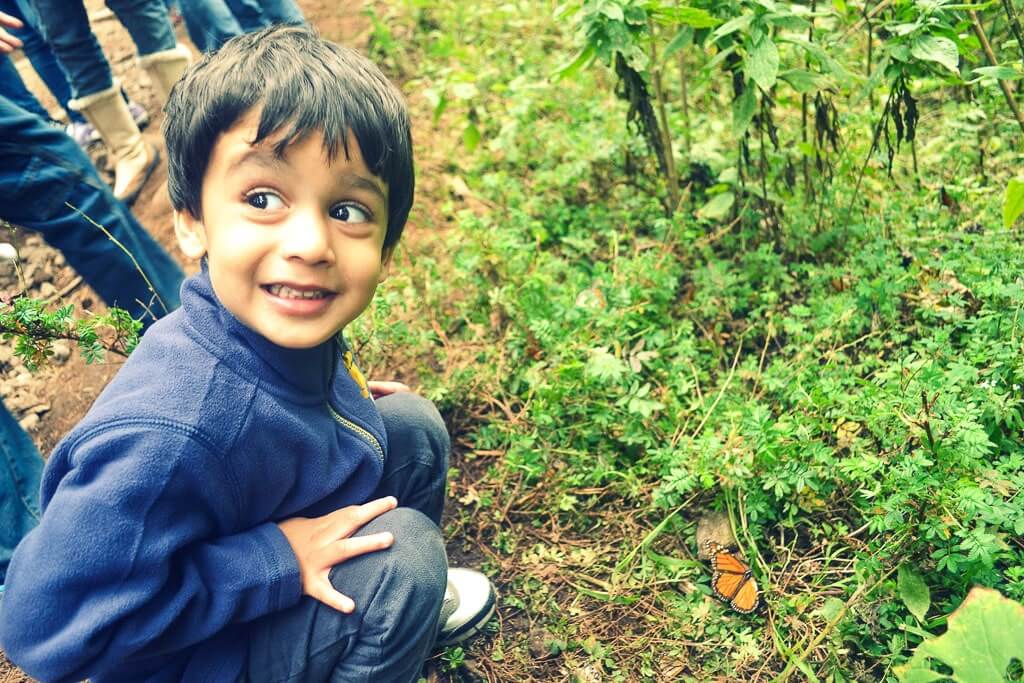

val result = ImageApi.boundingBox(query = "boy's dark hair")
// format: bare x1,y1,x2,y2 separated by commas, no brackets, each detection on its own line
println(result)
163,25,414,250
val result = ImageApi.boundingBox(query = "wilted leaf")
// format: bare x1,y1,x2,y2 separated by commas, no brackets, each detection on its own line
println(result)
896,587,1024,683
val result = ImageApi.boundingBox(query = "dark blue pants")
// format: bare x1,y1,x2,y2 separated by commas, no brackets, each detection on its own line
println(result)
239,392,450,683
177,0,304,52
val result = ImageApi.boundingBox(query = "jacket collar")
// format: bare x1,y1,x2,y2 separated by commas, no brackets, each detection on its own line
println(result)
181,263,336,402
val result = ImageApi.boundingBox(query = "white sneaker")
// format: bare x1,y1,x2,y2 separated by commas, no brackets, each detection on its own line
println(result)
437,567,497,646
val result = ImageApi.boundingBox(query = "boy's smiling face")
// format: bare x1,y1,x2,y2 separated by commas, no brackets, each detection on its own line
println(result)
175,110,392,349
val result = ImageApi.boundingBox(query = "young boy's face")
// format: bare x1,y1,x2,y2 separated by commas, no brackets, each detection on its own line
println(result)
175,109,392,349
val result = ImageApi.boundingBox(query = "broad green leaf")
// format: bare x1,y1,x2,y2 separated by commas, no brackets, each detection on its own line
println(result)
553,44,596,79
650,6,719,29
896,588,1024,683
712,14,753,42
910,35,961,75
732,86,757,137
898,565,931,622
600,3,624,22
780,68,825,93
1004,178,1024,229
697,192,734,221
462,122,481,152
969,65,1023,83
746,37,780,90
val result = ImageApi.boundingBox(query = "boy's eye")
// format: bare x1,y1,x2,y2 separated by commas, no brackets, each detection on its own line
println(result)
246,191,284,210
331,204,371,223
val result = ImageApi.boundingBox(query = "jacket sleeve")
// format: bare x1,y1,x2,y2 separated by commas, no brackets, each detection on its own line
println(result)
0,422,302,682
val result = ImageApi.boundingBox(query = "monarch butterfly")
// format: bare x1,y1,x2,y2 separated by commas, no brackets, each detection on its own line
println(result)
705,540,760,614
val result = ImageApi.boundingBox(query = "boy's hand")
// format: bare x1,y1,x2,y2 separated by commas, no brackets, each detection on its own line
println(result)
367,380,411,399
277,496,397,613
0,11,24,53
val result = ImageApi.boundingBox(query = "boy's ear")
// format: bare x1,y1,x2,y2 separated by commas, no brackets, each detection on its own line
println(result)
378,246,395,283
174,209,208,259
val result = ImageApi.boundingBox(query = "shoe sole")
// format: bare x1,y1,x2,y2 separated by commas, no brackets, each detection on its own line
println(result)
436,590,497,647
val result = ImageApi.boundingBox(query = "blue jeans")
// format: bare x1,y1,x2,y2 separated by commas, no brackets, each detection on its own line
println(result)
0,98,182,585
0,0,86,123
239,393,450,683
27,0,176,99
177,0,304,51
0,403,42,587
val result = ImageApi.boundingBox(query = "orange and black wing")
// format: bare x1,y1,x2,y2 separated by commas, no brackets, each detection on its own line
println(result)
705,540,760,613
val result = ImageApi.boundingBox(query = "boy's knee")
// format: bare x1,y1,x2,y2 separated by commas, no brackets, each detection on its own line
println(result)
377,392,450,460
330,507,446,607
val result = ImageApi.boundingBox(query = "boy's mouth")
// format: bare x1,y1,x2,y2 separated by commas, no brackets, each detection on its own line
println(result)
264,284,334,300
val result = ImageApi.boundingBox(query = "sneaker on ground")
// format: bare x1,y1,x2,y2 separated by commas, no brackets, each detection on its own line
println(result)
437,567,497,647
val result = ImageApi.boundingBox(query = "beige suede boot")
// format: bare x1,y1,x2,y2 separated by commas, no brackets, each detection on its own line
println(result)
138,44,192,102
70,83,159,205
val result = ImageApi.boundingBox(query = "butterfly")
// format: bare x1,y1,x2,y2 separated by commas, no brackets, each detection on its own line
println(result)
705,540,760,614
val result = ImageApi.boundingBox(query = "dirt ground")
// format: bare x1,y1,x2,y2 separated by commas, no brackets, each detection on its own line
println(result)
1,1,494,680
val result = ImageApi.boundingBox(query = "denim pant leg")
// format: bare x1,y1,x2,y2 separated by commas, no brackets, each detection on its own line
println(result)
0,401,42,587
226,0,304,31
104,0,178,56
373,392,450,526
176,0,242,52
0,98,183,323
5,0,85,122
0,57,52,121
27,0,112,99
241,508,447,683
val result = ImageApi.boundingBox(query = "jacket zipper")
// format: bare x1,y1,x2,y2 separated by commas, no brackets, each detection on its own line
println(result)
327,403,385,464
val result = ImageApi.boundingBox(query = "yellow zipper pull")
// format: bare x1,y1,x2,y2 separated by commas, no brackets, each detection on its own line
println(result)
343,350,371,399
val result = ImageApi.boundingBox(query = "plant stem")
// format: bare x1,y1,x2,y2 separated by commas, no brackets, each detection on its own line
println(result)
648,17,680,214
970,10,1024,137
1001,0,1024,68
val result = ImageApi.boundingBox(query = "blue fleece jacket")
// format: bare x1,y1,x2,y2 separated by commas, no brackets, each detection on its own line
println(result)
0,268,387,682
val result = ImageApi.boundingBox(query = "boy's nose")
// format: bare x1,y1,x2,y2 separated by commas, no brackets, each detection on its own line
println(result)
281,210,334,265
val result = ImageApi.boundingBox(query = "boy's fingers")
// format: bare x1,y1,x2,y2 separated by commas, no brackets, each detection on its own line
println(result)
325,532,394,565
0,11,24,29
325,496,397,536
367,380,411,397
311,580,355,613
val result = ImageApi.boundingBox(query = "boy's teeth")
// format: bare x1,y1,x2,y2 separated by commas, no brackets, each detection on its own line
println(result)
268,284,328,299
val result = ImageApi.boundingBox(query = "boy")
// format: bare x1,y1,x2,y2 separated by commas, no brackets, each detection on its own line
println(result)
0,25,495,682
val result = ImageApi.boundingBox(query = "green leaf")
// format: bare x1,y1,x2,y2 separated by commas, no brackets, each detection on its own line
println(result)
650,6,719,29
910,35,961,75
896,588,1024,683
1004,178,1024,229
898,565,931,622
662,26,694,63
780,68,824,93
462,122,481,152
697,192,735,221
732,86,756,137
554,43,596,79
969,65,1021,82
712,14,753,43
746,37,780,90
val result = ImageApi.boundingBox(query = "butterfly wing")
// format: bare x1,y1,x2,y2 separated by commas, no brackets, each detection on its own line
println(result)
712,570,746,602
705,540,761,613
729,573,760,613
